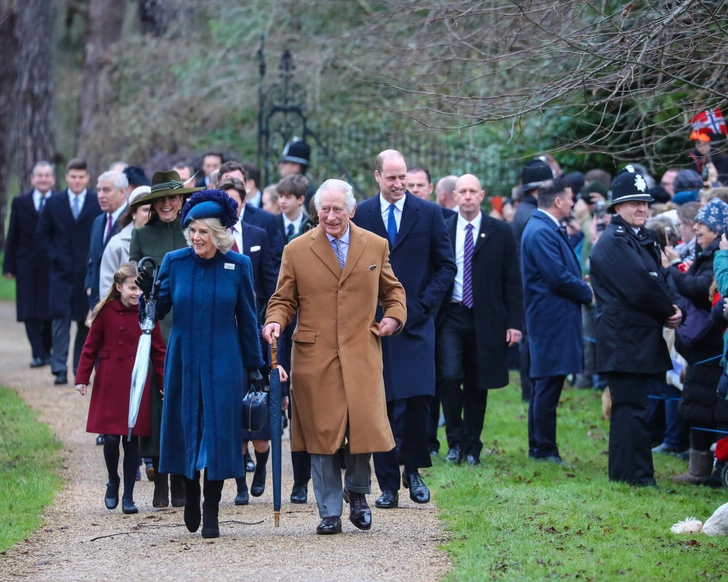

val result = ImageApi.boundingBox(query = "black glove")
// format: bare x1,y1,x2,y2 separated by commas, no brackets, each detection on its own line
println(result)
135,270,154,298
247,368,266,392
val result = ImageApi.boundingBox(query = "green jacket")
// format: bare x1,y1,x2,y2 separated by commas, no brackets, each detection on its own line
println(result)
129,217,187,342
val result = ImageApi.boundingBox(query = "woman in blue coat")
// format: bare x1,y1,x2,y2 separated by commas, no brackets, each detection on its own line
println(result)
139,189,265,539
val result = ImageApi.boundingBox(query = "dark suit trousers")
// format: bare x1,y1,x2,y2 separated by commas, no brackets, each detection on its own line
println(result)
528,375,565,459
606,372,656,486
519,325,532,402
374,395,432,490
51,318,89,376
425,390,441,454
436,304,488,458
25,318,52,360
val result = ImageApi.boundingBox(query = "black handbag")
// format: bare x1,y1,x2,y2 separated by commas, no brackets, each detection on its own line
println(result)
242,384,269,432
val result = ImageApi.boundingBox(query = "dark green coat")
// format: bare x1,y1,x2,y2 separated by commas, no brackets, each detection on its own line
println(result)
129,216,187,457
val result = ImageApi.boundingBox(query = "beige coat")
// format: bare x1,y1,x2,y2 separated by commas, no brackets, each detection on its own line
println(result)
265,223,406,455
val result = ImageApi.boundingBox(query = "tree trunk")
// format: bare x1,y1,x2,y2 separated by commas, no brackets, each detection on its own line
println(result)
75,0,125,175
16,0,57,194
0,0,18,251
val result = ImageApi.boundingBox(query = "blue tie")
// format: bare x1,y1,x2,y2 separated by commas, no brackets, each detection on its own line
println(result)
387,204,397,246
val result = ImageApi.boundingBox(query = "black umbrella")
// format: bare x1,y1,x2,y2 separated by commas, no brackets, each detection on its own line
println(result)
127,256,159,440
268,341,282,527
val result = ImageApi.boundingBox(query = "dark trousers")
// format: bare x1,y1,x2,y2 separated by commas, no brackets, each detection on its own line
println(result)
606,372,656,486
519,328,532,402
286,404,311,486
25,318,52,360
528,375,565,459
425,391,441,454
50,317,88,376
647,377,689,451
436,303,488,458
374,395,432,490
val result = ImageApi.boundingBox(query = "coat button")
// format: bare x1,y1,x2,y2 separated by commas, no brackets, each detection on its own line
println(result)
120,327,124,331
118,356,123,361
118,341,123,345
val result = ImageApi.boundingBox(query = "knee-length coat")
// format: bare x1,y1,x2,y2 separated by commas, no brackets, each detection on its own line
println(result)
75,299,166,436
156,247,265,481
265,224,407,455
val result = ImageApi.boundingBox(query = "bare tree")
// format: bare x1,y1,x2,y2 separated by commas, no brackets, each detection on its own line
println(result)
0,0,18,251
339,0,728,169
15,0,57,193
75,0,126,175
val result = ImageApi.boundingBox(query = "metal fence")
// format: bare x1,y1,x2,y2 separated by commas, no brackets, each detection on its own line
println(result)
305,126,521,200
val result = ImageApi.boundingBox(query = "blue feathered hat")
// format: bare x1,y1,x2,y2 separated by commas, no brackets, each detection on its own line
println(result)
181,189,239,229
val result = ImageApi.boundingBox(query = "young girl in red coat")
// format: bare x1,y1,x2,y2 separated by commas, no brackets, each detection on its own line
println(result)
76,263,166,514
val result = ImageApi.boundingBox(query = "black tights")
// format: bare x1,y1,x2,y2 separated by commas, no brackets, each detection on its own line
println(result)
103,435,139,501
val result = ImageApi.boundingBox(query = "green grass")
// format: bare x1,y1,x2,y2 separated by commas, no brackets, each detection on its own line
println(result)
0,386,63,552
427,376,728,581
0,253,16,301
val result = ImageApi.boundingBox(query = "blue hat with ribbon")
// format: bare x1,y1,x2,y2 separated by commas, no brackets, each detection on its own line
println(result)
695,197,728,235
181,189,239,229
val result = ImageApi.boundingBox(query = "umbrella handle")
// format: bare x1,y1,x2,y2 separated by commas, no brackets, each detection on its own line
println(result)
137,256,160,300
271,341,278,368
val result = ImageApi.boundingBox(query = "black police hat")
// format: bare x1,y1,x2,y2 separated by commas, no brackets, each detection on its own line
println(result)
521,159,553,192
608,165,653,213
280,137,311,166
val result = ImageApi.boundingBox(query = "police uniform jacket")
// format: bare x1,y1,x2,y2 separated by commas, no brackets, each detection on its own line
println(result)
590,215,684,375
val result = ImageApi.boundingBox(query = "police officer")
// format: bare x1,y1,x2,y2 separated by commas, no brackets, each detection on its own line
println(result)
590,166,685,486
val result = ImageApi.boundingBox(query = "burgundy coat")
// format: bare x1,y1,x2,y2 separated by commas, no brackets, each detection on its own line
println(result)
76,299,165,436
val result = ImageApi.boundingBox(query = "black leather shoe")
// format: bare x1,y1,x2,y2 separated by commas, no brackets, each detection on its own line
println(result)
244,451,255,473
105,482,119,510
316,516,342,535
121,499,138,514
54,373,68,385
251,466,266,497
466,455,481,466
30,357,46,368
96,434,105,446
235,477,249,505
348,491,372,531
290,483,308,504
445,446,463,464
402,472,430,504
374,489,398,509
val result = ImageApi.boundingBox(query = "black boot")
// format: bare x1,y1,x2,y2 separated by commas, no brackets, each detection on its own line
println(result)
170,474,186,507
183,473,201,533
251,448,269,497
235,476,249,505
202,472,223,538
151,457,169,508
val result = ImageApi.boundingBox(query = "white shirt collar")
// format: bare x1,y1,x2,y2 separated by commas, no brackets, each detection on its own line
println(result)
109,203,127,223
68,188,87,207
456,210,482,233
536,208,561,228
283,212,303,231
326,225,351,245
379,194,406,214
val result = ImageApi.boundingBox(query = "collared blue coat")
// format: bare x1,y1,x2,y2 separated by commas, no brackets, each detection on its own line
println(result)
156,247,265,481
353,192,456,400
521,210,593,378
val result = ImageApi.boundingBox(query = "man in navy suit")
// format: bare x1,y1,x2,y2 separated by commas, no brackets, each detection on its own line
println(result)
3,161,55,367
352,149,456,508
37,158,100,385
521,178,593,463
219,161,284,266
85,171,128,310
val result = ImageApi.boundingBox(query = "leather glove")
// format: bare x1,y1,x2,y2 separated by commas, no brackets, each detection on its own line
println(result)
247,368,266,392
135,270,154,298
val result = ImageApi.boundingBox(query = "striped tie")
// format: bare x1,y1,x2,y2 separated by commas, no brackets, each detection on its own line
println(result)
333,239,345,270
462,223,474,308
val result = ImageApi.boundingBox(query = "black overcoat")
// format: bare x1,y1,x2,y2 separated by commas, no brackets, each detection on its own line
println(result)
589,215,684,375
85,210,124,309
2,191,50,321
436,212,523,389
36,190,100,321
353,192,457,400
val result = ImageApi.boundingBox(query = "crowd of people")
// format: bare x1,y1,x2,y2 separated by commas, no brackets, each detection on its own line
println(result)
4,123,728,538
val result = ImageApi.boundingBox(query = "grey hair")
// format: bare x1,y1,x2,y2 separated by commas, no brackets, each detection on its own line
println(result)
314,179,356,212
97,170,129,191
32,161,54,176
183,217,235,254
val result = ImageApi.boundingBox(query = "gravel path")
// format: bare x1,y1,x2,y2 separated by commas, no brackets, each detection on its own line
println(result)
0,301,450,581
